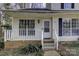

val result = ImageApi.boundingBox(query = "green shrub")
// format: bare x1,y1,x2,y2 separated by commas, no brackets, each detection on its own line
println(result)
17,44,43,56
0,37,4,49
0,42,4,49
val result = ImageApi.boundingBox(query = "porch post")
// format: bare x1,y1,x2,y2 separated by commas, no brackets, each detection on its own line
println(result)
51,17,53,40
41,29,44,50
11,17,13,40
4,30,7,42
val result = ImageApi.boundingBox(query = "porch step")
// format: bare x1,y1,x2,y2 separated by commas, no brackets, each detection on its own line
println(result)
42,39,55,50
43,39,55,50
44,46,55,49
43,46,55,50
44,43,54,47
44,39,54,43
44,43,54,48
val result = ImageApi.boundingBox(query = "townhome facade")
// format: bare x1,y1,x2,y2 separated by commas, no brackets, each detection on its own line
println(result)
2,3,79,50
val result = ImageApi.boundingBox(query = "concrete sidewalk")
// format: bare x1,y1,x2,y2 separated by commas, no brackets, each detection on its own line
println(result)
44,50,60,56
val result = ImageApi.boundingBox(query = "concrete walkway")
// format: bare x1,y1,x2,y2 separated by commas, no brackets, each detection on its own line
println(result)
44,50,60,56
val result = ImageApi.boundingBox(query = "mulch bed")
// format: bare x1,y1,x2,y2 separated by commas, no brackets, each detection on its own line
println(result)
57,42,79,56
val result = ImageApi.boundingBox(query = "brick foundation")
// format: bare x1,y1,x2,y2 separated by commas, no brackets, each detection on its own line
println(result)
5,40,41,49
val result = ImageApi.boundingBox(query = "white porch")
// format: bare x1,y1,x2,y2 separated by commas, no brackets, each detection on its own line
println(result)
4,18,58,50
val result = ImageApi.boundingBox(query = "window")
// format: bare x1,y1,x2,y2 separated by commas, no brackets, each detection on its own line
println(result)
59,18,79,36
72,19,79,35
19,20,26,36
19,20,35,36
64,3,71,9
61,3,74,9
31,3,46,8
62,19,71,36
44,21,50,32
28,20,35,35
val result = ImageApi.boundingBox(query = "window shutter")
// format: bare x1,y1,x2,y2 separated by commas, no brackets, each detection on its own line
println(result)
61,3,64,9
71,3,74,9
59,18,62,36
46,3,51,9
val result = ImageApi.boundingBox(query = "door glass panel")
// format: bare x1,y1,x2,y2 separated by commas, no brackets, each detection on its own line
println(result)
44,21,50,32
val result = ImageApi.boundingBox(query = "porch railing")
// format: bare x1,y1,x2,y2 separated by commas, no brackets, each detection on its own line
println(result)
4,29,12,41
4,29,42,41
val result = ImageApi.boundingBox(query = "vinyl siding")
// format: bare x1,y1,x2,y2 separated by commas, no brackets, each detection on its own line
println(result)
51,3,79,10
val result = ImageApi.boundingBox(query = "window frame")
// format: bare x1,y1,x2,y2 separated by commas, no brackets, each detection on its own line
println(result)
61,3,74,9
19,19,35,36
62,18,71,36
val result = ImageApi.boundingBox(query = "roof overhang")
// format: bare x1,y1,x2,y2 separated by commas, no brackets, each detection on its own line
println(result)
2,9,79,19
1,9,53,19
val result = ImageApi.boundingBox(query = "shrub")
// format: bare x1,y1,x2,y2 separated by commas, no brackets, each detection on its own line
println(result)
0,42,4,49
0,37,4,49
17,44,43,56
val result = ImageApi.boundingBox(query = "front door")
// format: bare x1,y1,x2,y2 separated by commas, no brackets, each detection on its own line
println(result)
42,19,51,39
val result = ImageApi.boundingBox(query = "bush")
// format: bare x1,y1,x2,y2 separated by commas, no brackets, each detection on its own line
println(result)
0,42,4,49
0,37,4,49
17,44,43,56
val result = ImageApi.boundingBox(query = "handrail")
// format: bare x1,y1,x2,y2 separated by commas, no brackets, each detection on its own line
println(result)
53,29,58,50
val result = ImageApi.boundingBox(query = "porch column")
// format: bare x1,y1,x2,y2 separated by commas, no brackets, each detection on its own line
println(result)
4,30,6,42
12,17,15,40
51,17,53,39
